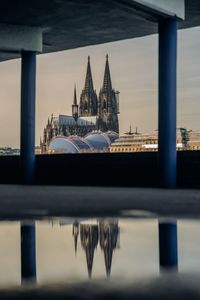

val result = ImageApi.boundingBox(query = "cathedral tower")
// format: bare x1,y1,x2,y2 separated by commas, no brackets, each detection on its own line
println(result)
97,55,119,133
79,56,98,117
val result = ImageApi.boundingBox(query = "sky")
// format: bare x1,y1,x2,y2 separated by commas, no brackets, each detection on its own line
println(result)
0,26,200,147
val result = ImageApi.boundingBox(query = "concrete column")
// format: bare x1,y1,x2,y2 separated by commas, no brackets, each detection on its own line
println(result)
159,222,178,270
20,51,36,184
158,20,177,188
21,223,36,282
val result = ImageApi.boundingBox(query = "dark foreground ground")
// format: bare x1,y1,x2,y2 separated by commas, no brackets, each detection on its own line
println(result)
1,274,200,300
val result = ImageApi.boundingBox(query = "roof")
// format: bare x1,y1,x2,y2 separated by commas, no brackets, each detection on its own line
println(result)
48,136,80,153
58,115,96,126
48,131,119,153
0,0,200,62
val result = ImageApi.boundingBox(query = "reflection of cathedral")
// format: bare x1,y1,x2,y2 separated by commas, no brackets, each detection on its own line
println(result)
80,224,99,278
72,221,79,255
99,220,119,276
72,220,120,278
40,56,120,153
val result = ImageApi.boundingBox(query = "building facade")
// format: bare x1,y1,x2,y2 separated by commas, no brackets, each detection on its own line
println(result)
109,127,191,153
40,55,119,153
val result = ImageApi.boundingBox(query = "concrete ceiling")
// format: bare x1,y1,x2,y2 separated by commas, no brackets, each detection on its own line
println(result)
0,0,200,61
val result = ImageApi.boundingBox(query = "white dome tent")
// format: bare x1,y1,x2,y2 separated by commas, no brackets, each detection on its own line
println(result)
48,131,118,154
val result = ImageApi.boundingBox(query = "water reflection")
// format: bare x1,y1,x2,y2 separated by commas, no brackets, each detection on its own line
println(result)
159,222,178,271
20,223,36,282
72,221,79,255
80,223,99,278
19,219,177,284
20,219,177,283
73,220,120,278
0,218,187,287
99,220,119,277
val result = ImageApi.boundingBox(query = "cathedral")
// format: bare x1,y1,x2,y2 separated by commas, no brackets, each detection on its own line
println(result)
40,55,120,152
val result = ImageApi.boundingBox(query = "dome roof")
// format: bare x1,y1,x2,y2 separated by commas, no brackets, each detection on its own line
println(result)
85,131,112,150
49,136,79,153
48,131,119,153
70,136,92,150
106,131,119,144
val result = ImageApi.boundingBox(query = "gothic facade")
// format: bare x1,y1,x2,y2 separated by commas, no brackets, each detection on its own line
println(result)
40,55,119,152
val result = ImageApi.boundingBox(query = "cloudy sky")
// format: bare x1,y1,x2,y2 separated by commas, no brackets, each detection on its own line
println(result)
0,26,200,147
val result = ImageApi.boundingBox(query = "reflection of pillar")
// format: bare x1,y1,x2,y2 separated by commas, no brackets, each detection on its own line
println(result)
21,223,36,282
159,222,178,270
80,224,98,278
99,221,119,277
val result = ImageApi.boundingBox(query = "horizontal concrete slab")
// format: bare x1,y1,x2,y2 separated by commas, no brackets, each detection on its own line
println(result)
0,0,199,61
133,0,185,20
0,24,43,52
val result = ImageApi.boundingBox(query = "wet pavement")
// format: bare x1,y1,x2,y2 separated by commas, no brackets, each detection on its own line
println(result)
1,185,200,219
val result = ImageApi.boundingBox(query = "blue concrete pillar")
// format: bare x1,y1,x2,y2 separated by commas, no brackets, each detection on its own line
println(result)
20,51,36,184
159,222,178,270
158,20,177,188
21,223,36,282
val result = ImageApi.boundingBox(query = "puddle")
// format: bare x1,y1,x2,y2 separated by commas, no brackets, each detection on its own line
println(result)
0,218,200,288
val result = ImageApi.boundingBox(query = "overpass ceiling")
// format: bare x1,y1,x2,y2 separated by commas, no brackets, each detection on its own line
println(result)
0,0,199,61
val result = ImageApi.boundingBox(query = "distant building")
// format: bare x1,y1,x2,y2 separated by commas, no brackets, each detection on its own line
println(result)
0,147,20,156
40,55,119,153
186,130,200,150
109,127,198,153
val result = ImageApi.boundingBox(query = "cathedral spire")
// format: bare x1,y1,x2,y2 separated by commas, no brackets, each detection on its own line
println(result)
79,57,97,117
84,56,94,91
73,84,77,105
102,54,112,91
72,84,79,121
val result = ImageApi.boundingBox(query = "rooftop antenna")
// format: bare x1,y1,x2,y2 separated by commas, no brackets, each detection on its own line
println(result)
129,125,132,134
